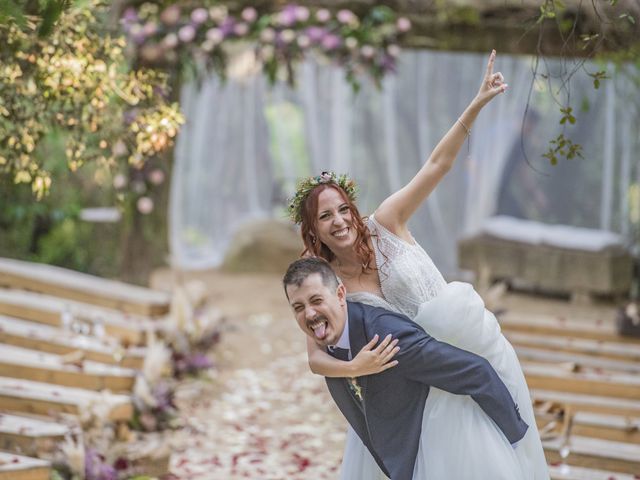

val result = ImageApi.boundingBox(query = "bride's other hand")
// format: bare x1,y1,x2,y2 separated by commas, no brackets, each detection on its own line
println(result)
351,334,400,377
474,50,508,108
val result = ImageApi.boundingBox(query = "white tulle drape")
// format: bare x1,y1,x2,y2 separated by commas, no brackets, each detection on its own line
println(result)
169,50,639,275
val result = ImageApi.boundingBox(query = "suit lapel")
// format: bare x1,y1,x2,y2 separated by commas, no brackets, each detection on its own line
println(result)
346,301,368,394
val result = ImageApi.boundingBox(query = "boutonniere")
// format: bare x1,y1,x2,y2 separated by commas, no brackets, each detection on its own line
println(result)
348,377,363,402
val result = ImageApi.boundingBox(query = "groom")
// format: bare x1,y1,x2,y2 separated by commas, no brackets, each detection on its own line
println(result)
283,257,528,480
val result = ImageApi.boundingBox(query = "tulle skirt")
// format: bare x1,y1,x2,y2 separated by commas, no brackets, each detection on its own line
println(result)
339,282,549,480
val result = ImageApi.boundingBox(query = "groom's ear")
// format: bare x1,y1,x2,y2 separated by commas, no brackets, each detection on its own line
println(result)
336,282,347,306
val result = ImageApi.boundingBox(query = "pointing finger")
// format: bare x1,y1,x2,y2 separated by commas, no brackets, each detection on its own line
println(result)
485,49,496,78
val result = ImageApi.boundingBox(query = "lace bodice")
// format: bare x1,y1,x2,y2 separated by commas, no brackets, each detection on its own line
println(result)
347,216,446,318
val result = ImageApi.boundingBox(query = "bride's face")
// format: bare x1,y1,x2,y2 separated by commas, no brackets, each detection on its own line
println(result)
315,188,357,252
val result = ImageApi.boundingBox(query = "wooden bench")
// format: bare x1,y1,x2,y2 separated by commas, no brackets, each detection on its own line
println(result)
0,413,70,456
0,344,136,392
505,331,640,362
0,451,50,480
0,289,156,346
458,216,633,300
548,464,637,479
0,377,132,421
0,257,170,316
0,315,145,369
543,435,640,474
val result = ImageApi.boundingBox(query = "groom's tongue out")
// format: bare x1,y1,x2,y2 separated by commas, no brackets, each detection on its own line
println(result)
311,319,328,340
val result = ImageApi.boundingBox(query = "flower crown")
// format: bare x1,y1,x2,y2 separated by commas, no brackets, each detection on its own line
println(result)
287,171,358,224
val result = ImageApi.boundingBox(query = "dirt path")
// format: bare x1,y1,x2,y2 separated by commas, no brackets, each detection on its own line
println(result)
150,269,347,479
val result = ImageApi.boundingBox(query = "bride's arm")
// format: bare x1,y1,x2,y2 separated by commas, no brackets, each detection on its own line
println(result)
375,50,508,237
306,334,399,377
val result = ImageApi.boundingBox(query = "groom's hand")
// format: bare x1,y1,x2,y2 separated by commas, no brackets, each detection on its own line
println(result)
350,334,400,377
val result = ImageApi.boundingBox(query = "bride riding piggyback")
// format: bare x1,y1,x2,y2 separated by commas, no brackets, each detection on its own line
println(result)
284,51,550,480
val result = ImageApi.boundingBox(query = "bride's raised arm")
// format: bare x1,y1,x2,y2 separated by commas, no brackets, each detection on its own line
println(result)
375,50,508,239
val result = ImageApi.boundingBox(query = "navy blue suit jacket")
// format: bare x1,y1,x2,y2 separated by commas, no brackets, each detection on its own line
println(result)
325,301,528,480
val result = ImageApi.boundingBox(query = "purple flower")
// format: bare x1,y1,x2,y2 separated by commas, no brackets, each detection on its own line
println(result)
379,54,397,73
85,448,117,480
241,7,258,23
219,17,235,36
396,17,411,33
121,7,138,25
321,34,341,51
190,8,209,25
187,353,213,370
178,25,196,43
278,5,297,27
306,26,326,43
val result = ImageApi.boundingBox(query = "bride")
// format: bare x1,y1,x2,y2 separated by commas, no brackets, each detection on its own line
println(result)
287,50,549,479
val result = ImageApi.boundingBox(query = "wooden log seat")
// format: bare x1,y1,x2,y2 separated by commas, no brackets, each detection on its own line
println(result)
458,216,633,298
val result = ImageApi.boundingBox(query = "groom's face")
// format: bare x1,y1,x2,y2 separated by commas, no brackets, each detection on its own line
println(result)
286,273,347,347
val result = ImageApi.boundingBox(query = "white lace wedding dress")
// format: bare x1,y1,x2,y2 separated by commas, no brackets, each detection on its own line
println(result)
341,216,549,480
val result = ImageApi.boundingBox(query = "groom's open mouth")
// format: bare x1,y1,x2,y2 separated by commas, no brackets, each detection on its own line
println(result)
309,317,328,339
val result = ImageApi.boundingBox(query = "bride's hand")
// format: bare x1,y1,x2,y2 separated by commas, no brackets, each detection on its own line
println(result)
350,334,400,377
474,50,508,109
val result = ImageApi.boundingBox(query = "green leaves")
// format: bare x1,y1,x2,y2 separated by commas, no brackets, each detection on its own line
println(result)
559,107,576,125
543,133,583,165
587,70,609,89
619,13,635,25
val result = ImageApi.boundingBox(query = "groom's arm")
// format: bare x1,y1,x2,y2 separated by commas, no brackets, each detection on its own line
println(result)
370,312,528,444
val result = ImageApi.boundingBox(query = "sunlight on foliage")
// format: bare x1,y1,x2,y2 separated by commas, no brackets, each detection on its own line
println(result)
0,0,184,198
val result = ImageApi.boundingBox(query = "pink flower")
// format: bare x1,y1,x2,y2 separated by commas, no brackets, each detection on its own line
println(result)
206,28,223,44
387,44,401,57
178,25,196,43
162,33,178,48
160,5,181,26
260,28,276,42
396,17,411,33
113,174,127,189
337,9,356,24
278,7,297,27
233,22,249,36
137,197,154,215
148,169,165,185
306,26,325,43
190,8,208,24
142,21,157,36
361,45,375,59
321,34,341,50
315,8,331,22
241,7,258,23
295,6,310,22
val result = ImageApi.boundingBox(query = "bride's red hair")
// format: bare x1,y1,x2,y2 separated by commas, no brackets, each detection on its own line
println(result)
299,183,375,272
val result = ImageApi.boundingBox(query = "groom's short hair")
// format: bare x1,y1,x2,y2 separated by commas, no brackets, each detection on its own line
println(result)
283,257,340,297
